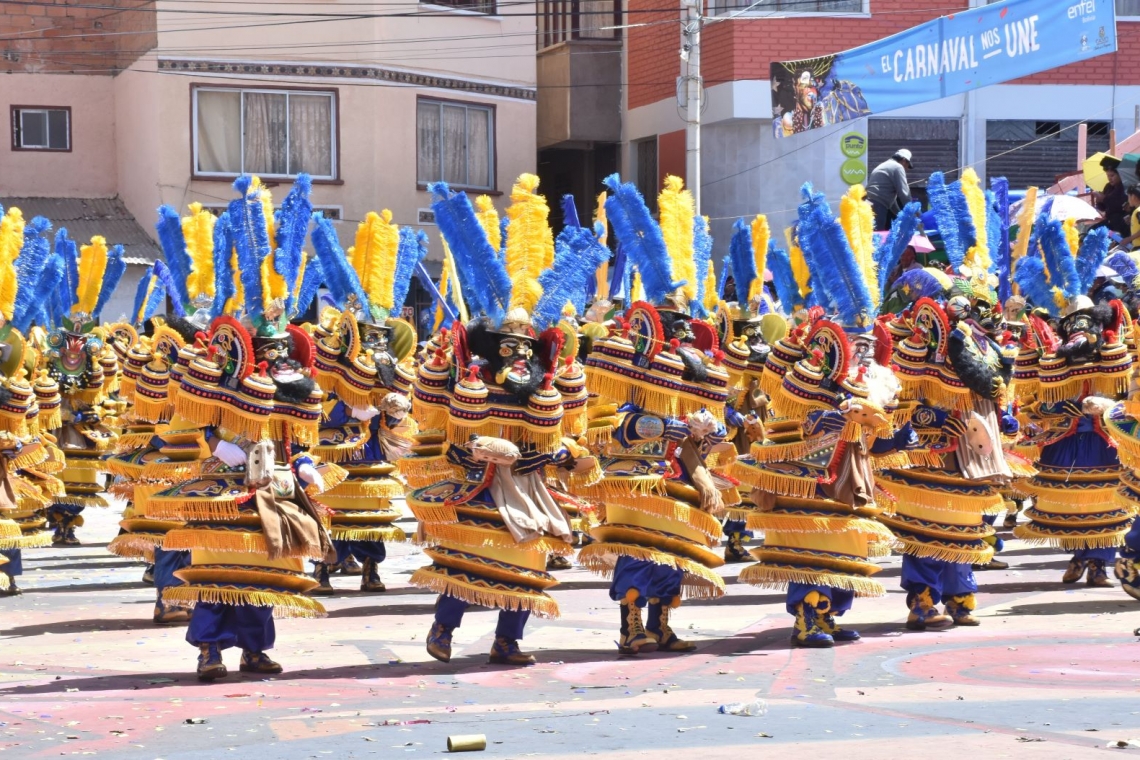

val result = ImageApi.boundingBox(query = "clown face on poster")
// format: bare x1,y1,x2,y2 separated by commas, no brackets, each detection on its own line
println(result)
772,0,1117,138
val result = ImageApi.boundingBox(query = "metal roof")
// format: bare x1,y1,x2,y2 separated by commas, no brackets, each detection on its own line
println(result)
0,196,158,264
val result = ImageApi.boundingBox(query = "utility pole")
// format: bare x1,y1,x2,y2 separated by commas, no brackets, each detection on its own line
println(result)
681,0,702,213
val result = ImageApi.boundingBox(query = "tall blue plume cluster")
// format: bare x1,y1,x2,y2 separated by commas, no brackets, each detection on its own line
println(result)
767,245,798,313
926,172,964,270
155,205,194,310
294,253,325,318
211,211,235,319
608,243,627,302
55,228,79,311
228,176,272,322
430,182,511,324
990,178,1012,300
692,215,713,318
309,211,369,313
533,225,610,329
394,227,428,311
13,217,52,331
93,244,126,320
728,219,757,308
152,258,184,318
947,179,976,259
874,201,920,301
602,174,681,304
274,174,313,315
796,183,874,326
1013,255,1056,316
561,195,581,229
130,265,154,327
1037,218,1081,301
1075,225,1109,296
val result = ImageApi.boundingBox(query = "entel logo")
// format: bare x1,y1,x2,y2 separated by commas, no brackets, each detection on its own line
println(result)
1068,0,1096,19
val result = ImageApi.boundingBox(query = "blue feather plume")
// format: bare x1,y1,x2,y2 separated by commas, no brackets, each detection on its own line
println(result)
926,173,964,270
947,179,976,259
309,212,369,313
1075,225,1110,295
130,265,153,326
874,201,920,300
294,253,325,318
533,226,611,329
15,252,64,333
1013,255,1058,316
211,211,235,319
430,182,511,324
797,183,875,327
54,228,79,310
93,244,126,321
152,259,184,318
155,205,193,310
498,216,510,259
692,215,713,318
561,194,581,229
991,178,1012,300
602,174,681,305
608,242,627,301
228,176,272,322
767,245,797,313
275,174,313,316
1038,218,1080,300
394,227,428,312
14,217,52,328
728,219,757,309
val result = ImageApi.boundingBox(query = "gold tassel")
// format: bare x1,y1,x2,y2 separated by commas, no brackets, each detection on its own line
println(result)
408,567,561,618
575,542,727,597
892,536,994,565
329,525,407,543
162,585,327,619
422,522,574,556
106,533,163,561
737,564,886,597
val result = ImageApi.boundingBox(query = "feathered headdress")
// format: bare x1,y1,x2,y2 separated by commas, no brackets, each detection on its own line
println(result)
1014,207,1110,317
796,183,877,333
348,210,401,323
503,174,552,323
602,174,682,307
658,176,696,303
873,201,920,303
692,215,715,318
430,182,511,326
129,261,170,328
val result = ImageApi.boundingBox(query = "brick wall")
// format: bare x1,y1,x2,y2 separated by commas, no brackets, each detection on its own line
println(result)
0,0,157,75
628,0,1140,111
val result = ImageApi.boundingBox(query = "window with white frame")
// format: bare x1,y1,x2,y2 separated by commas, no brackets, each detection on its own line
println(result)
416,98,495,191
193,86,337,179
709,0,862,14
11,107,70,151
1118,0,1140,16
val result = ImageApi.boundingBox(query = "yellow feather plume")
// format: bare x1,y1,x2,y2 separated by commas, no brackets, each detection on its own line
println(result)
474,196,502,253
839,185,877,306
786,227,811,305
504,174,550,316
1011,186,1038,276
0,207,26,322
594,191,610,300
749,215,770,302
703,268,718,314
631,270,645,303
182,202,216,302
441,239,469,324
658,175,696,301
75,237,109,317
1062,217,1080,256
352,210,399,316
959,168,991,273
293,251,308,306
227,249,244,314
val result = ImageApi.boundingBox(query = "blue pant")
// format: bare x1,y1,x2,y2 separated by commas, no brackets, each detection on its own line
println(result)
1073,547,1117,563
786,582,853,616
186,603,275,652
722,519,752,538
608,556,684,606
901,555,977,605
1124,520,1140,559
333,539,386,564
435,594,529,640
153,548,189,594
0,548,21,576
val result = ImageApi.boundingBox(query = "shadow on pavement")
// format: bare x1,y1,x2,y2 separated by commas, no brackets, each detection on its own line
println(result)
993,598,1138,616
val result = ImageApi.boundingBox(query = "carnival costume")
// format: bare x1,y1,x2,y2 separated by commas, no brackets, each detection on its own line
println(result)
409,175,605,666
575,175,733,655
732,184,909,647
307,209,426,594
1013,201,1131,587
144,175,337,680
875,171,1019,630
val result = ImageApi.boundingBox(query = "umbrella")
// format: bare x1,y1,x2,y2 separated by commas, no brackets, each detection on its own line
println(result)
1122,153,1140,186
873,232,936,253
1008,194,1101,223
1083,152,1121,192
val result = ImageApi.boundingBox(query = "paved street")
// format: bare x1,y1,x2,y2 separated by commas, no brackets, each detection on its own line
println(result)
3,504,1140,760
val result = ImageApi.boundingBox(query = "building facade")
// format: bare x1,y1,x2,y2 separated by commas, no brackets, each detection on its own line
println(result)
623,0,1140,250
2,0,539,300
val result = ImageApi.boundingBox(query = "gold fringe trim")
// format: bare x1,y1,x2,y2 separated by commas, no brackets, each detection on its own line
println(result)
748,514,893,540
329,525,407,543
731,462,818,499
1039,373,1130,404
891,538,993,565
407,503,458,525
906,450,947,468
162,529,323,559
750,438,813,464
577,474,665,501
7,446,49,471
575,542,727,599
413,405,450,434
421,523,574,556
446,418,562,454
407,567,561,618
1012,524,1127,550
606,497,723,541
563,458,604,490
737,564,886,597
106,533,161,560
38,408,63,431
145,497,241,522
162,586,327,619
326,478,404,500
133,396,174,425
113,432,155,453
17,530,53,549
103,457,201,481
878,476,1003,513
586,425,613,447
872,451,913,471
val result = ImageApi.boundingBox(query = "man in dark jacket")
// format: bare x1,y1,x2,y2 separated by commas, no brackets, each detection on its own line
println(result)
866,149,913,230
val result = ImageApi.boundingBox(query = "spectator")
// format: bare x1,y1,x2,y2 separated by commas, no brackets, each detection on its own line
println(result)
1093,156,1130,238
1116,184,1140,251
865,149,914,231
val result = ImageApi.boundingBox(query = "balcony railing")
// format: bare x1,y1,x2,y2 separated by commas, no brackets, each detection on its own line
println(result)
538,0,621,50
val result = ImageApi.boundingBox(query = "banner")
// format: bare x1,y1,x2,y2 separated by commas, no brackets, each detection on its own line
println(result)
771,0,1117,138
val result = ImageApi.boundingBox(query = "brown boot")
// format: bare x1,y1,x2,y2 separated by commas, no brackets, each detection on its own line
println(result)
1061,559,1087,584
945,594,980,626
906,588,954,631
1087,559,1114,588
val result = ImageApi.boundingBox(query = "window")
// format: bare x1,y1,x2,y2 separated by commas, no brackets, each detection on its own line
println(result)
635,137,658,213
1121,0,1140,15
709,0,862,14
193,86,337,179
423,0,496,13
11,106,70,151
416,98,495,191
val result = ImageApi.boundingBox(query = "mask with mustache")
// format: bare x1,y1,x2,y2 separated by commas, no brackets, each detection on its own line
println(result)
269,357,317,403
